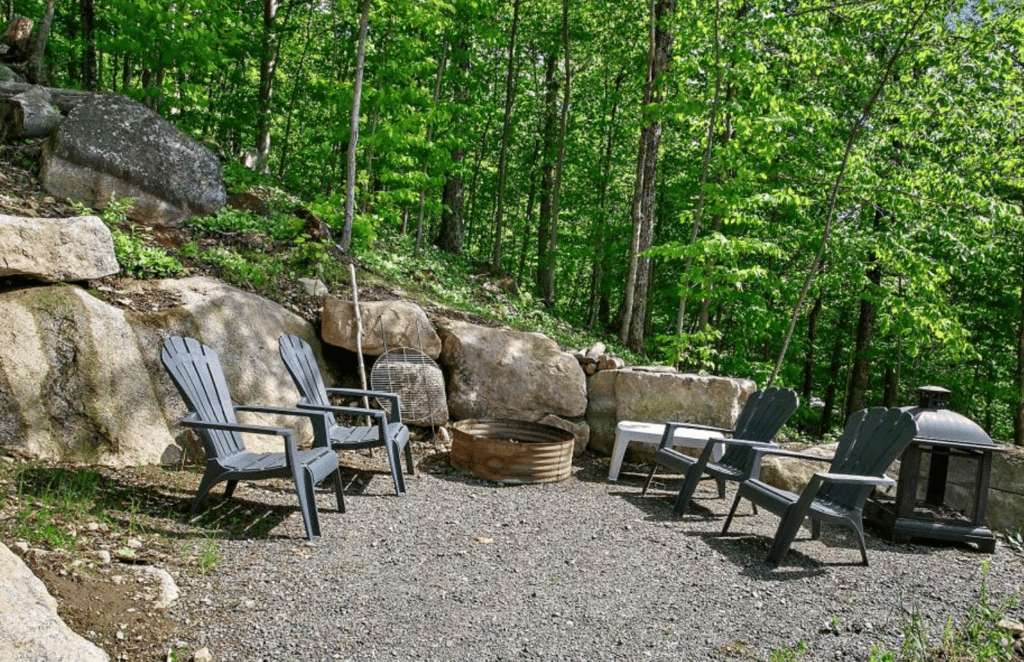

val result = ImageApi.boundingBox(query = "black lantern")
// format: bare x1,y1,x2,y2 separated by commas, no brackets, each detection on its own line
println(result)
866,386,999,552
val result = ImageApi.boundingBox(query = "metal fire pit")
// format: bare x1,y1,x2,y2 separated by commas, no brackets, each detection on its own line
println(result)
866,386,1001,552
450,419,575,484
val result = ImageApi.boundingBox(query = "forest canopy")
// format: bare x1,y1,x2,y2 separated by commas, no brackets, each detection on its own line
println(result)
5,0,1024,443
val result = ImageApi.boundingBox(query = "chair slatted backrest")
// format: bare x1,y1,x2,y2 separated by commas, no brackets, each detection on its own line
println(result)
161,336,246,460
279,335,338,430
717,387,799,468
818,407,918,509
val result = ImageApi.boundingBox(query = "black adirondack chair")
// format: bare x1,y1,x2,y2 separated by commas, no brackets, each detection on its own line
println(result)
640,387,799,515
721,407,918,565
161,336,345,541
278,334,414,495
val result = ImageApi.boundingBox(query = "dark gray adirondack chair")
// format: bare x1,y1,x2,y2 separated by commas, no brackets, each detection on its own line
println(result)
278,334,414,495
640,387,799,515
721,407,918,565
160,336,345,541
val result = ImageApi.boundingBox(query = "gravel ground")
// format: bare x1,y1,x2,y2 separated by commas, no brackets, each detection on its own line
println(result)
170,451,1024,662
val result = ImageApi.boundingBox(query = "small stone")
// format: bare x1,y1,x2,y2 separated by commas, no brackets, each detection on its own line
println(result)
12,541,29,554
998,618,1024,638
86,522,101,532
192,647,213,662
125,538,143,549
94,550,112,565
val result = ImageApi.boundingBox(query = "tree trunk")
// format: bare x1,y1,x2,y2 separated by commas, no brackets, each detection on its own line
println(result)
536,51,558,294
802,296,823,403
81,0,96,91
820,323,848,438
538,0,571,307
277,2,317,180
341,0,370,252
619,0,675,353
26,0,55,85
415,45,447,256
1016,261,1024,445
489,0,521,271
588,72,624,330
845,207,885,416
0,88,61,138
255,0,280,174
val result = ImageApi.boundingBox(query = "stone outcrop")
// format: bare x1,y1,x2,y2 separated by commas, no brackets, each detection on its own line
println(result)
0,214,118,282
0,277,331,466
40,95,226,226
322,298,442,358
585,368,756,460
437,319,587,423
0,542,109,662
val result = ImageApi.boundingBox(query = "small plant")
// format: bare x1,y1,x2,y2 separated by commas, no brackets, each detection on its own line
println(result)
196,538,220,574
768,639,805,662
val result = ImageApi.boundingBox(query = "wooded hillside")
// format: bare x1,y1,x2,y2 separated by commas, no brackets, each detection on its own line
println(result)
4,0,1023,443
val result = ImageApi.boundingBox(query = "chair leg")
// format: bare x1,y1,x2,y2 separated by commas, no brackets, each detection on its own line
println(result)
852,521,869,566
716,478,727,499
404,439,416,476
294,465,322,541
767,507,804,566
331,468,346,513
672,467,702,516
640,464,658,496
191,470,226,514
223,479,239,499
721,490,746,535
383,439,406,495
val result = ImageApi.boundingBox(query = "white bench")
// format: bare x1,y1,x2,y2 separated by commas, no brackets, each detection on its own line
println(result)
608,421,725,482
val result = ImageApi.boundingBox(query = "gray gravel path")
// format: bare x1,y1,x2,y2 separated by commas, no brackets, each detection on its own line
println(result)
171,451,1024,661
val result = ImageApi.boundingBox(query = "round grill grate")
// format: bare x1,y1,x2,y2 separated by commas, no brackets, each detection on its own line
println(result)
370,347,448,426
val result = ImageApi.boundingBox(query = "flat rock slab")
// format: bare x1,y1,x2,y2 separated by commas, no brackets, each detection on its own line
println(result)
0,214,118,282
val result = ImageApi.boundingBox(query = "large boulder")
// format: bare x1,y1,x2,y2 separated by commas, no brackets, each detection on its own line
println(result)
0,284,177,466
586,368,756,460
0,542,108,662
322,298,442,358
40,95,225,226
0,277,333,466
437,319,587,423
0,214,118,282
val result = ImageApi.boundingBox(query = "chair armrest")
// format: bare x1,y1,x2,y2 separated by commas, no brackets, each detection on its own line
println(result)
325,387,403,423
747,446,834,463
814,472,895,489
181,412,305,466
297,401,388,425
656,422,729,450
232,405,334,449
667,422,733,434
182,412,292,438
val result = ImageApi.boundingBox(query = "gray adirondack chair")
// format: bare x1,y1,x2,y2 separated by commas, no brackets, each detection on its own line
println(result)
640,387,799,515
721,407,918,565
161,336,345,541
278,334,414,495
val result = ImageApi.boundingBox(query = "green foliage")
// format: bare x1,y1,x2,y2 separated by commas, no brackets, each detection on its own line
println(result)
871,564,1020,661
73,197,186,279
187,207,304,242
309,194,377,252
10,465,122,552
109,227,188,279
